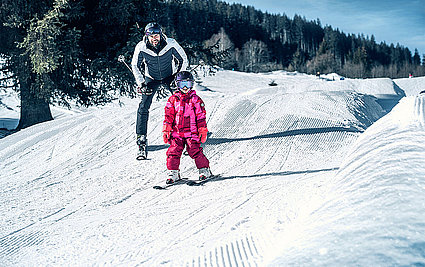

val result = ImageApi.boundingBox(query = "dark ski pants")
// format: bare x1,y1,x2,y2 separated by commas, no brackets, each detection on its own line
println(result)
136,75,175,136
166,137,210,171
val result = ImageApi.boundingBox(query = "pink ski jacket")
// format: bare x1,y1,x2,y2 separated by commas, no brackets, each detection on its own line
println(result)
163,89,207,139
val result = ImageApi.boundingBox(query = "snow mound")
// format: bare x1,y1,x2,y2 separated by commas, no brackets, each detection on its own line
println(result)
326,95,425,265
271,94,425,265
394,76,425,96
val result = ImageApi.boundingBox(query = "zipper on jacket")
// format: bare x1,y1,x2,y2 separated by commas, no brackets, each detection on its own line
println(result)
157,55,163,80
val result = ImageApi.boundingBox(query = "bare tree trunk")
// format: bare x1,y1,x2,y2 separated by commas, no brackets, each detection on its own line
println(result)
17,74,53,129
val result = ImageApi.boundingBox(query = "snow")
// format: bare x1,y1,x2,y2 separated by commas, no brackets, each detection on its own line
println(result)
1,70,424,266
270,95,425,266
394,76,425,96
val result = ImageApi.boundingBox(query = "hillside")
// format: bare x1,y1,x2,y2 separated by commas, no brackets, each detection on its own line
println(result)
1,71,424,266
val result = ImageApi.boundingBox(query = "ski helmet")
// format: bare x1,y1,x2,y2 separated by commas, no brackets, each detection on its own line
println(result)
175,71,194,90
144,22,162,36
175,71,194,82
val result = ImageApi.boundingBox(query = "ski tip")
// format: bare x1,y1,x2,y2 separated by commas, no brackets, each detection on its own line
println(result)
136,156,147,160
186,181,197,186
153,185,166,190
187,174,220,186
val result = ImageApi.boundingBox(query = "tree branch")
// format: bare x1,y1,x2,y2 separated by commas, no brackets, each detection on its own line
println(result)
0,83,17,89
0,65,10,72
0,75,16,81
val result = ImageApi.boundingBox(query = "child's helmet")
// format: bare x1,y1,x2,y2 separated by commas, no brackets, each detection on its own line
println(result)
175,71,194,82
175,71,194,90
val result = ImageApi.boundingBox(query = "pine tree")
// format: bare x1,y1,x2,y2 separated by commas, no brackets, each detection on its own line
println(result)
1,0,66,129
0,0,129,129
413,49,421,65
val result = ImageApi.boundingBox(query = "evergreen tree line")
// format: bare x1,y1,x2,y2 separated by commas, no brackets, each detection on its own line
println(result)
1,0,424,129
161,0,424,78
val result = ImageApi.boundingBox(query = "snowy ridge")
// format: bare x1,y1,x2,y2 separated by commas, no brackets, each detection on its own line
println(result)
1,71,425,266
269,94,425,266
394,76,425,96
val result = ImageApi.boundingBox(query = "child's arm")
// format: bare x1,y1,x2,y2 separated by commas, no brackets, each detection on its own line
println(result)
163,97,176,143
164,97,176,126
193,96,208,143
193,96,207,128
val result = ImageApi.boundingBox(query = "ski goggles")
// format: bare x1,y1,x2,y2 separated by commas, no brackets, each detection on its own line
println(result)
176,80,194,89
145,28,161,36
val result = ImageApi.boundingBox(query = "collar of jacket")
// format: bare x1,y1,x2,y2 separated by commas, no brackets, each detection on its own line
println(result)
174,89,195,100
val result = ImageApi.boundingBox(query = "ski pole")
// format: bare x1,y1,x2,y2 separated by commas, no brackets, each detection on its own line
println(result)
118,55,133,74
189,59,205,72
189,63,201,72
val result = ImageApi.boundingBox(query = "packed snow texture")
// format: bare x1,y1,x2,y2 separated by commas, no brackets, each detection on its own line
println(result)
1,71,424,266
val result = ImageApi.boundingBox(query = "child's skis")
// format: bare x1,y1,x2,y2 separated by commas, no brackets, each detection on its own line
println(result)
153,178,188,190
186,174,220,186
152,175,220,189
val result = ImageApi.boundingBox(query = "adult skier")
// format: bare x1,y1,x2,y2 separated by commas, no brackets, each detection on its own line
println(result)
162,71,213,184
131,22,189,160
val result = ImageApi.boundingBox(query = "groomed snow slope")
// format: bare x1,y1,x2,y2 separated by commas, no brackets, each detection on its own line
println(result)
1,71,424,266
394,76,425,96
270,94,425,266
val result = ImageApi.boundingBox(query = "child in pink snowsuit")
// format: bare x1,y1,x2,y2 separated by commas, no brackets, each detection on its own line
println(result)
162,71,212,184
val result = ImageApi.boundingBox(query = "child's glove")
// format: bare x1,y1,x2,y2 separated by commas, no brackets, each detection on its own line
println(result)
199,127,208,143
163,124,172,144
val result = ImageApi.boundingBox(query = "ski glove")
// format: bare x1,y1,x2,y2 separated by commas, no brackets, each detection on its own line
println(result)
163,124,172,144
199,127,208,143
136,84,145,94
137,84,153,95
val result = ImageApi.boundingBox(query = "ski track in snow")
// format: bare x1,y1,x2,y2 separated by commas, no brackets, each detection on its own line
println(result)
1,71,424,266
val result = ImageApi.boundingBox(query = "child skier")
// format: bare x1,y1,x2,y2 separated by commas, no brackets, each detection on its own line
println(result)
162,71,213,184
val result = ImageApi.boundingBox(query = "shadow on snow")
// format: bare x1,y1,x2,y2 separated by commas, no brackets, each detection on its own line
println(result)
206,126,362,146
209,167,339,184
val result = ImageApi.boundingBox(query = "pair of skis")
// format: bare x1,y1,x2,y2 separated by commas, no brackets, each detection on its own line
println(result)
135,141,218,189
153,175,220,190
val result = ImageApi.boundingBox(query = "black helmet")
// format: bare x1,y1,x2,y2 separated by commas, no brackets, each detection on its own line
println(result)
175,71,194,82
144,22,162,36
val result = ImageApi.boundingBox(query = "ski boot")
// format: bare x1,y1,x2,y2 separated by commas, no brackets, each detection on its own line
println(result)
136,135,148,160
166,170,181,184
198,167,213,181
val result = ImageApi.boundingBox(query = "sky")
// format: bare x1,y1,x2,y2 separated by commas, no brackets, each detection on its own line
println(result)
223,0,425,56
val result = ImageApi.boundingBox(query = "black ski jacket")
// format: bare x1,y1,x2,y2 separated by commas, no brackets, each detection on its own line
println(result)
131,35,188,86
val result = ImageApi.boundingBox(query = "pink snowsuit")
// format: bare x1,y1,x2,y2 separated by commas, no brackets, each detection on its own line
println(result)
163,89,210,170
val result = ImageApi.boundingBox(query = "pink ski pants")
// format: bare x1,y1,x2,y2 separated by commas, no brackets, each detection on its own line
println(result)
166,137,209,170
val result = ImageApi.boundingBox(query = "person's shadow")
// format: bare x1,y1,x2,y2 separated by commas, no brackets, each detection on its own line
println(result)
197,167,339,185
205,126,362,146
